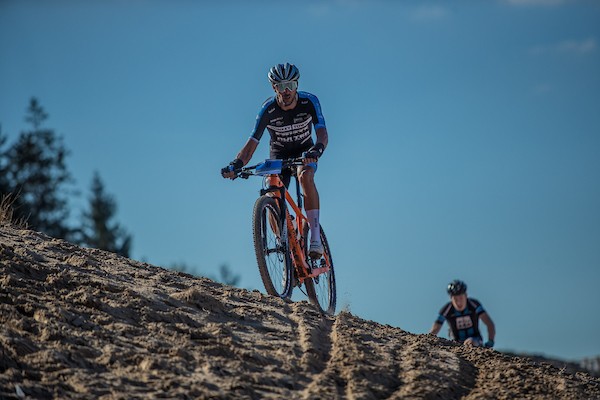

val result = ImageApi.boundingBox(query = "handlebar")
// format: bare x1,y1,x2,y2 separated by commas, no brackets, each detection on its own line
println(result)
224,158,306,179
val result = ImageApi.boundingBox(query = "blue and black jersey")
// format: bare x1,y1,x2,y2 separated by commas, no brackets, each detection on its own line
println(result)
435,298,486,342
250,91,326,159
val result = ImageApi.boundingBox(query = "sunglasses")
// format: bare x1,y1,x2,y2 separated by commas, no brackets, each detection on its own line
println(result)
274,80,298,92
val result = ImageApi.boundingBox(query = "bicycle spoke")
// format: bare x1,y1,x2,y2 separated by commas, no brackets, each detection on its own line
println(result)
304,226,336,315
253,196,292,298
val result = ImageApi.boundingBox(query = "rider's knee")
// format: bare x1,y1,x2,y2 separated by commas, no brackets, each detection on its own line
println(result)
464,337,482,347
265,174,284,198
298,168,315,185
266,174,284,187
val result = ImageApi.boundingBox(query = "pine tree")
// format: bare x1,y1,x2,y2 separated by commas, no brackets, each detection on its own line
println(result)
80,172,132,257
217,264,240,286
1,98,74,239
170,262,240,286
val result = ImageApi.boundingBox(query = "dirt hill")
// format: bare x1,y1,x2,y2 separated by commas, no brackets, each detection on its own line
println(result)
1,226,599,399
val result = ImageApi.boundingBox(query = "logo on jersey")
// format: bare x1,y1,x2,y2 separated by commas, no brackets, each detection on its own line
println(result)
266,116,313,144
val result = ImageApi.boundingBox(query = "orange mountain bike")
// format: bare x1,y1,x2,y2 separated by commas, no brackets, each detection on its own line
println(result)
230,158,336,315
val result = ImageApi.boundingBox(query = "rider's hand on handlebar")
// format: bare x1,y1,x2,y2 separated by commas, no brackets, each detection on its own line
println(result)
302,143,325,165
221,159,243,179
302,155,318,165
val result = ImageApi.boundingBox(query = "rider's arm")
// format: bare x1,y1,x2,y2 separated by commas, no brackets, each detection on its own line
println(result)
234,97,269,166
429,321,443,335
236,138,259,166
315,126,328,149
480,312,496,342
430,305,448,336
222,138,259,179
303,127,329,164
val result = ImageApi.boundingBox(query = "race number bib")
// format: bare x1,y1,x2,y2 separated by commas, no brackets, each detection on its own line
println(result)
456,315,473,330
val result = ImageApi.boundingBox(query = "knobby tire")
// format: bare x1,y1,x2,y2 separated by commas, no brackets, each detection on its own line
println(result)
252,195,293,298
304,225,336,315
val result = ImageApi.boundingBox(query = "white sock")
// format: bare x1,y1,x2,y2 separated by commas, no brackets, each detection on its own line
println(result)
306,209,321,244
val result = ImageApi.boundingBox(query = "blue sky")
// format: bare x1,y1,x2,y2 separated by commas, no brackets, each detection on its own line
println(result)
1,0,599,360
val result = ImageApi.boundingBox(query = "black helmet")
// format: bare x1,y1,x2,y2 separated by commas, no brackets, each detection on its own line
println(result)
268,63,300,83
447,280,467,296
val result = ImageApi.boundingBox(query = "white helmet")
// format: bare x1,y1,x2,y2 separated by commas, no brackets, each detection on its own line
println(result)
268,63,300,83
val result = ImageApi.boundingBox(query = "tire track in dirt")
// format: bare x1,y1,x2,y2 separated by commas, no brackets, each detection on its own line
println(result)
299,312,478,400
395,334,476,399
300,311,406,399
289,302,334,373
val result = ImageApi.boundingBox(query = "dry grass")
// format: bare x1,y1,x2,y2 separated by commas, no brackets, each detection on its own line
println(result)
0,193,28,228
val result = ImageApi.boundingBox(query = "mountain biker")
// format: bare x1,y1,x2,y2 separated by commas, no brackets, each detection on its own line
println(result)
429,279,496,348
221,63,329,258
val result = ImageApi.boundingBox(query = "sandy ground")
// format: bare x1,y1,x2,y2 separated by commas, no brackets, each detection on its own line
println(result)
1,226,599,399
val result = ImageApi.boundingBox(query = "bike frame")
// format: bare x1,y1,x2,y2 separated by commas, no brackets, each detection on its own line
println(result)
260,173,330,285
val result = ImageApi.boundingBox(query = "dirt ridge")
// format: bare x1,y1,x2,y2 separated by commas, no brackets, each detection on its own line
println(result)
1,226,599,399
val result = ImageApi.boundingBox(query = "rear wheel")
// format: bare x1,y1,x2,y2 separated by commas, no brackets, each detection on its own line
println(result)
252,195,293,298
304,225,336,315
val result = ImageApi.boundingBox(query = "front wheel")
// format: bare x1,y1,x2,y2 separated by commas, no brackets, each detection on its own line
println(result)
304,225,336,315
252,195,293,298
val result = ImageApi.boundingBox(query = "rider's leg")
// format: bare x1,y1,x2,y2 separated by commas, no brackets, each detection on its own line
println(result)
298,166,323,257
265,174,286,238
298,166,319,209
